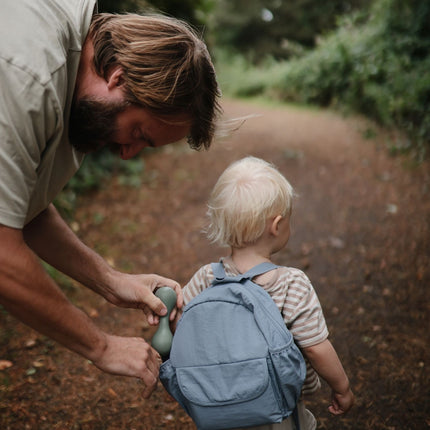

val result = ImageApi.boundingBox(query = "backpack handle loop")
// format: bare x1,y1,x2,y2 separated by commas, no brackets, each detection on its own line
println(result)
211,262,279,285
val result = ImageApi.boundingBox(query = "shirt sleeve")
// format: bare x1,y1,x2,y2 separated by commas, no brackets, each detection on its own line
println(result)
183,264,215,305
0,59,56,228
282,268,329,349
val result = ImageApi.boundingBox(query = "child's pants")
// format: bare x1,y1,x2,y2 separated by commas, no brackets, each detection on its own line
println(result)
230,401,317,430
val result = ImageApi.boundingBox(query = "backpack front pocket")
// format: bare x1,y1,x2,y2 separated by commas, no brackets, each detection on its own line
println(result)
176,358,269,406
175,358,283,429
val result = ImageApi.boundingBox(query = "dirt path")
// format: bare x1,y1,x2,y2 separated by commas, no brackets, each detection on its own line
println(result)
1,99,429,429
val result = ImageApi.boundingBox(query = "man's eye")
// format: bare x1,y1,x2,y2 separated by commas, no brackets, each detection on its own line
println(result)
132,129,141,139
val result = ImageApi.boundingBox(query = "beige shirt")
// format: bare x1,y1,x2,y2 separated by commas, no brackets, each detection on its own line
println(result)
183,256,329,395
0,0,96,228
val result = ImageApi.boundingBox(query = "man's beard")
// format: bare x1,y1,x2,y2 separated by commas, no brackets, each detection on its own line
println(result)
68,98,128,154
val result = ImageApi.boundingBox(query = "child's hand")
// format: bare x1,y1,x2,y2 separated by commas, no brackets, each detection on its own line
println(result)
328,387,355,415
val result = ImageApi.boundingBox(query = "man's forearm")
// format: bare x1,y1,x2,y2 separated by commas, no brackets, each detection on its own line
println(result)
23,204,114,296
0,225,107,361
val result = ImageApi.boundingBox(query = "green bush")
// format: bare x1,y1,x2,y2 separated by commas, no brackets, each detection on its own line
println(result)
217,0,430,158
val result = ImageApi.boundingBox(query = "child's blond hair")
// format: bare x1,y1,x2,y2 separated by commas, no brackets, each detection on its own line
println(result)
206,156,294,248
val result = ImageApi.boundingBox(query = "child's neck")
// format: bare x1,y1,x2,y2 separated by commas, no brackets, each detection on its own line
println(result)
230,246,272,274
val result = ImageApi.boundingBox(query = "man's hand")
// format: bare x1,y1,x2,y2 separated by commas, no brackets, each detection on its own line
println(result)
103,272,183,325
92,334,162,398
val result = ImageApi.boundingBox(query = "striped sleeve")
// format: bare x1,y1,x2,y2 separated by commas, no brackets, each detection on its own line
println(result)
280,268,328,349
183,264,214,305
268,267,327,394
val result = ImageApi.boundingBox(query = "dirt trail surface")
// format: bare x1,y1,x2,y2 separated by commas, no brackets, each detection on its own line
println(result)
1,99,429,429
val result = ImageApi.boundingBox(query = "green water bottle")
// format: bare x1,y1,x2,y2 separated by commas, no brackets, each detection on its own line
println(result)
151,287,177,361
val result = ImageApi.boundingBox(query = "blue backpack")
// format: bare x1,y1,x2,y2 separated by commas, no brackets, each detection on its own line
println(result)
159,262,306,430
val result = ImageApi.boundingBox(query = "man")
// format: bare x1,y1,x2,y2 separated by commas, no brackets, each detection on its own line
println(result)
0,0,221,398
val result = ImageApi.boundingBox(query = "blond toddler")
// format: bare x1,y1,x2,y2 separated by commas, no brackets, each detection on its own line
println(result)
182,156,354,429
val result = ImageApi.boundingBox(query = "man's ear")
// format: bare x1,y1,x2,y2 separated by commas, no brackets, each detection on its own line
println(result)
106,66,124,90
269,215,283,237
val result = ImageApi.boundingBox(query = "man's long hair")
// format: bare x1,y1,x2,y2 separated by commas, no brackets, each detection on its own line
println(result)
89,13,222,150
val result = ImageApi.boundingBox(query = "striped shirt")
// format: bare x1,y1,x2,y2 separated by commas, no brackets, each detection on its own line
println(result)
183,257,328,395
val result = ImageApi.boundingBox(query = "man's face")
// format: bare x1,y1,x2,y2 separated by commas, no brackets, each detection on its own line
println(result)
69,97,191,160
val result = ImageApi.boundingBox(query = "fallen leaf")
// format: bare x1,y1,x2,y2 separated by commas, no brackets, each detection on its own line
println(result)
89,308,99,318
357,307,365,315
301,243,313,255
329,236,345,249
25,339,37,349
107,388,118,397
0,360,13,370
386,203,398,214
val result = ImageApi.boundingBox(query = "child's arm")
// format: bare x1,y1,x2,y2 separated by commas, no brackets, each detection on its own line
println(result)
302,339,354,415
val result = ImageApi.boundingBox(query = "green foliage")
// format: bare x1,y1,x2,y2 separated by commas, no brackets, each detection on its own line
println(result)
215,51,286,97
98,0,214,27
143,0,215,27
55,151,144,219
211,0,371,62
98,0,147,13
217,0,430,158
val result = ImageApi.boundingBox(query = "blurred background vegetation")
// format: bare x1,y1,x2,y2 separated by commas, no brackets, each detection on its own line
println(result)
99,0,430,159
62,0,429,214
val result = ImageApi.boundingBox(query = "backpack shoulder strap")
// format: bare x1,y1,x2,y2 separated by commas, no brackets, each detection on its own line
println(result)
211,261,279,285
211,262,227,281
242,262,279,279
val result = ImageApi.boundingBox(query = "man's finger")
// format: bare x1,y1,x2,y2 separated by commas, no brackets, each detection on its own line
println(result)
141,293,167,317
139,360,159,398
143,307,159,326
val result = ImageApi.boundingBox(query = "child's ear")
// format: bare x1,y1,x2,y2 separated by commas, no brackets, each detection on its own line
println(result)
270,215,283,236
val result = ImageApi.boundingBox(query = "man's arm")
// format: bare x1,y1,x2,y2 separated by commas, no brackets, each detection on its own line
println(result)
0,223,107,357
303,339,355,415
0,204,184,397
22,204,183,323
0,223,162,397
